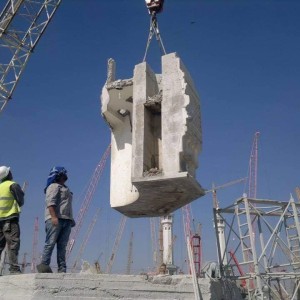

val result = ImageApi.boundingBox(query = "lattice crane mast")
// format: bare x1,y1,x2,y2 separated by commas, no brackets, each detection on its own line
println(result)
71,208,101,273
181,204,202,275
21,252,30,273
295,187,300,202
248,131,260,199
106,215,127,274
31,216,39,272
0,0,62,113
66,144,111,259
150,217,159,269
126,231,133,275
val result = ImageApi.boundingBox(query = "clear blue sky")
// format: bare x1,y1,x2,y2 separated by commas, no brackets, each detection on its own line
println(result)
0,0,299,274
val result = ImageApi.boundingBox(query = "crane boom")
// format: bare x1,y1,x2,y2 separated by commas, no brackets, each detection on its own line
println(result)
71,208,101,272
106,215,127,274
0,0,62,113
66,144,111,259
126,231,133,275
31,216,39,273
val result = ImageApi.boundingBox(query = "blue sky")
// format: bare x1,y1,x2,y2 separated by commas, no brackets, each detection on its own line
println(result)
0,0,299,274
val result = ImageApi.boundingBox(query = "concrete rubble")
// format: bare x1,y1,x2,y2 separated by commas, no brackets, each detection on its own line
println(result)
101,53,205,217
0,273,243,300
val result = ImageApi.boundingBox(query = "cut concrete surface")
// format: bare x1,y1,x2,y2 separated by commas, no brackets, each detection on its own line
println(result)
0,273,243,300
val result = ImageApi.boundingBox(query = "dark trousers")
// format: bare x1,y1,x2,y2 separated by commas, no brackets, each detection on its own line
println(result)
0,218,21,272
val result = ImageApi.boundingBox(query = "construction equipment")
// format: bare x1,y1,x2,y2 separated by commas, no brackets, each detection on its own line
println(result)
228,250,246,288
0,0,166,114
295,187,300,202
247,132,260,199
206,177,248,209
0,0,62,113
106,215,127,274
66,144,111,259
182,204,202,276
71,208,101,272
31,216,39,273
150,217,160,270
145,0,164,15
21,252,30,273
143,0,166,61
215,194,300,299
126,231,133,275
94,252,103,274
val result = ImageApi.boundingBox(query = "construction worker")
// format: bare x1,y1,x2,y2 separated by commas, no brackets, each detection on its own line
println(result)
0,166,24,275
37,166,75,273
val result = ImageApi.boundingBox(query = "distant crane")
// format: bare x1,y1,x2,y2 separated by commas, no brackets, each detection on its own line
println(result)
31,216,39,273
207,177,247,267
66,144,111,259
0,0,62,113
246,132,260,288
248,131,260,199
150,217,160,270
71,208,101,272
126,231,133,275
206,177,248,209
106,215,127,274
21,252,30,273
94,252,103,274
295,187,300,202
181,204,202,275
228,250,246,288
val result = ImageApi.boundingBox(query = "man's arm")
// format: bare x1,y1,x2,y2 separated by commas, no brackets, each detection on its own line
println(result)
10,183,24,207
46,184,60,226
48,206,58,226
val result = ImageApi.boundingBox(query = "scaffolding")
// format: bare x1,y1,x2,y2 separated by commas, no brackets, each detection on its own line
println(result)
214,194,300,300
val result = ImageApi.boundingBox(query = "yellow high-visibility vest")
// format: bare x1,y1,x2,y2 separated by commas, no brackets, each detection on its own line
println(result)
0,180,20,218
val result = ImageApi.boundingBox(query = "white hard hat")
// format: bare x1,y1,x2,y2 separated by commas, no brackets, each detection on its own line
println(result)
0,166,10,181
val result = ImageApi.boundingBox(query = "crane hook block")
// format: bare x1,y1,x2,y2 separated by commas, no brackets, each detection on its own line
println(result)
145,0,164,15
101,53,205,218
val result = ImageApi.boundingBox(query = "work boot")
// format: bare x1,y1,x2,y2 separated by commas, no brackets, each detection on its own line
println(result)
37,263,53,273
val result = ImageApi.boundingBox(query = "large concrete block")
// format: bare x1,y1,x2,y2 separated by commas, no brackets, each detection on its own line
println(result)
101,53,205,217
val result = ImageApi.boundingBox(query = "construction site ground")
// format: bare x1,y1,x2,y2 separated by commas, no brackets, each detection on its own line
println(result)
0,273,243,300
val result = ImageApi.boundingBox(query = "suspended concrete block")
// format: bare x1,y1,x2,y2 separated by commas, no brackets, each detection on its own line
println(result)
101,53,205,218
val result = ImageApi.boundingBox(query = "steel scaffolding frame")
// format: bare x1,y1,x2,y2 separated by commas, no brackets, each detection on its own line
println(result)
214,194,300,300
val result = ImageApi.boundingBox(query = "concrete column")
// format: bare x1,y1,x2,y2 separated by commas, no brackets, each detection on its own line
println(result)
161,215,173,265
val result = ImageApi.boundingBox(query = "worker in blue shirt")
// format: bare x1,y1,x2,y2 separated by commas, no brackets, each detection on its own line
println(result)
37,166,75,273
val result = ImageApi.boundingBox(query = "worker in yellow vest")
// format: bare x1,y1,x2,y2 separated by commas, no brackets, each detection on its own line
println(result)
0,166,24,275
